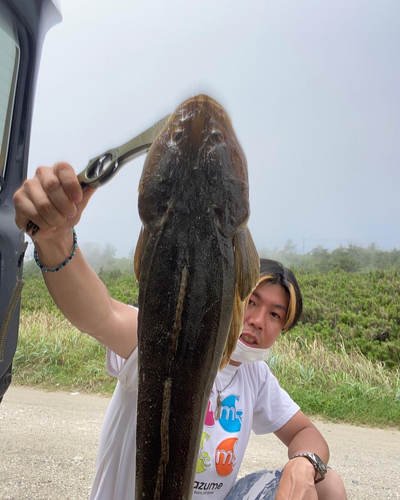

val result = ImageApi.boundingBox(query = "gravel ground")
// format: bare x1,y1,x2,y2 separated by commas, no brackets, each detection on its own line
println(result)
0,386,399,499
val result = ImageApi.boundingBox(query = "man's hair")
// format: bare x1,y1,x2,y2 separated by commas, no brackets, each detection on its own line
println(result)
257,259,303,333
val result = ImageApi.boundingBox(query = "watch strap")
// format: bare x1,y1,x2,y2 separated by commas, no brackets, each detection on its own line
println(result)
290,452,326,483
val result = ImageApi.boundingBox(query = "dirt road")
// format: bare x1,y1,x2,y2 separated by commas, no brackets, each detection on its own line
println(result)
0,386,399,499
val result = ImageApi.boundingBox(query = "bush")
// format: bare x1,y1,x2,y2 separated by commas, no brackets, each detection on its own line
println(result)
290,269,400,368
20,268,400,368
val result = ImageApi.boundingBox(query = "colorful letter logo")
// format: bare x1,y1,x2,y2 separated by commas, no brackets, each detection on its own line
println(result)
205,400,215,427
196,432,211,473
215,437,238,476
218,394,243,432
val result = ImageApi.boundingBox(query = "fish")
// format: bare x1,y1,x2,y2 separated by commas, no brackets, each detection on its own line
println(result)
134,94,260,499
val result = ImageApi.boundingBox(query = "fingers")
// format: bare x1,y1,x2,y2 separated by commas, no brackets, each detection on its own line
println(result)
14,176,52,231
36,163,82,222
13,162,90,235
52,162,83,204
66,186,97,228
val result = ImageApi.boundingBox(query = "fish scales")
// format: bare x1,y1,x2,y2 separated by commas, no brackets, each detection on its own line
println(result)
134,95,259,499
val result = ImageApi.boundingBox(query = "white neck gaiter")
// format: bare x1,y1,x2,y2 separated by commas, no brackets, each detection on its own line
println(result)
230,339,270,364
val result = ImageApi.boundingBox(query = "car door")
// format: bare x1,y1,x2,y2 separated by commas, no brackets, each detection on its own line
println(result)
0,0,61,402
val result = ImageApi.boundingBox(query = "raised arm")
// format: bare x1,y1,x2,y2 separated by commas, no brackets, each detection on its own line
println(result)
13,162,137,359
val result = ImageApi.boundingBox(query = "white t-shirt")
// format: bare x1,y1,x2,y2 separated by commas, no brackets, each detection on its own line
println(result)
89,349,299,499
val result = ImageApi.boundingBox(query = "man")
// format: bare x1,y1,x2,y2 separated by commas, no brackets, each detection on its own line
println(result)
13,163,347,499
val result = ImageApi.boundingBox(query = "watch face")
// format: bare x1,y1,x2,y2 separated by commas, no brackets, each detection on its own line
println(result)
312,453,327,474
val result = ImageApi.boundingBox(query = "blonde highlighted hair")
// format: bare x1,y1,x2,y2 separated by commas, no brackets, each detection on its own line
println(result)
257,260,303,333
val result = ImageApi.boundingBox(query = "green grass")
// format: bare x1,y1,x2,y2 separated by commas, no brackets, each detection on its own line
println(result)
269,336,400,428
21,270,400,368
13,311,116,394
292,269,400,368
12,311,400,428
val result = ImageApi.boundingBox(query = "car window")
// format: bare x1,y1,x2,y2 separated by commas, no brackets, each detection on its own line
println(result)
0,9,20,192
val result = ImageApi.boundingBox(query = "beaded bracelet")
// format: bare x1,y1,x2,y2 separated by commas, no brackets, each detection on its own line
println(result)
34,228,78,273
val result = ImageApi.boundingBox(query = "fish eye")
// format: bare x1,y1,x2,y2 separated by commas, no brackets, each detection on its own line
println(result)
171,128,183,145
211,130,223,145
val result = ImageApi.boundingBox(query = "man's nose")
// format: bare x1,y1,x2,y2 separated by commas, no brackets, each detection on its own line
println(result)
248,309,265,330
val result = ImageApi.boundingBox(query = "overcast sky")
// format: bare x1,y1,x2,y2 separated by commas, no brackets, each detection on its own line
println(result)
28,0,400,257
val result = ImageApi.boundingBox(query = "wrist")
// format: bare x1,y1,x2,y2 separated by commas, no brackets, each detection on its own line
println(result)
285,456,315,480
289,452,327,484
34,228,77,270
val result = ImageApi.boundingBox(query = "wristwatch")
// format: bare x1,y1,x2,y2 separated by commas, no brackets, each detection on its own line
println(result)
290,452,327,483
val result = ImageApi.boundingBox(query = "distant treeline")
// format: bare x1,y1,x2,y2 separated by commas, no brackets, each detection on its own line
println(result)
260,240,400,272
23,240,400,277
23,242,134,276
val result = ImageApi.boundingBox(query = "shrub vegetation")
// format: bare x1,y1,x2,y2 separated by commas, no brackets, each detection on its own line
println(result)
16,242,400,427
21,268,400,368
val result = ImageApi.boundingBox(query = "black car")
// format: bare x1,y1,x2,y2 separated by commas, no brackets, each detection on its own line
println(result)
0,0,61,402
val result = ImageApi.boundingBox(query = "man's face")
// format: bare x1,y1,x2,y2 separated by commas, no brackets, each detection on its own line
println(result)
241,282,288,350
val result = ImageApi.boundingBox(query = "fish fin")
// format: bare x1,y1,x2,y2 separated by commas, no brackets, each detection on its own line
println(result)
233,227,260,301
219,228,259,369
134,226,149,282
219,289,244,369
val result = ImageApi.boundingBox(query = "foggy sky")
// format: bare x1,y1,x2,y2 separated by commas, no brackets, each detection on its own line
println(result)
28,0,400,257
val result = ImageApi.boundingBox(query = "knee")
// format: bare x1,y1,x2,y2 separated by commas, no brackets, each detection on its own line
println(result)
315,468,348,500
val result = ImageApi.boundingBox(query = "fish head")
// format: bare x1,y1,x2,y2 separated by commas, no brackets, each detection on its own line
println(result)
138,94,250,238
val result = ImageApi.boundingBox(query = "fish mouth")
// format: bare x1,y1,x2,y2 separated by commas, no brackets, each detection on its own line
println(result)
177,95,233,125
183,94,225,109
240,333,259,347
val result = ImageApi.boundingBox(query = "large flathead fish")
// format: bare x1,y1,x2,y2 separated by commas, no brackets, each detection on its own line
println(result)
134,94,259,499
